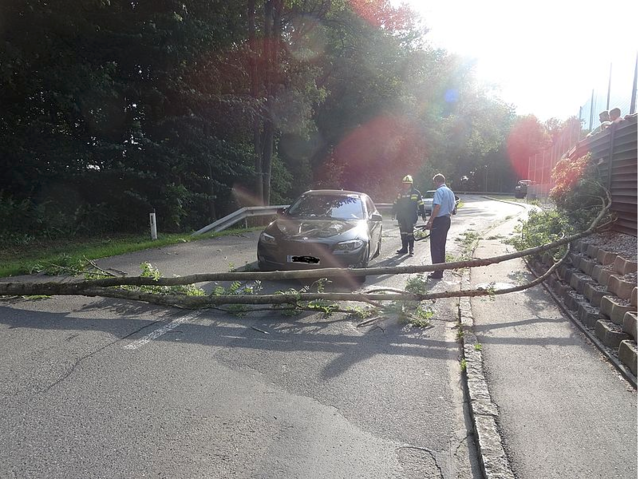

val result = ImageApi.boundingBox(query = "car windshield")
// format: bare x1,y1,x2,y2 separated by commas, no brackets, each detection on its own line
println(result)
287,194,364,219
425,191,436,199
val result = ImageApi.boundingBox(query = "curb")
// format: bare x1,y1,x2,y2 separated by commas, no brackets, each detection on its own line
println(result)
458,270,515,479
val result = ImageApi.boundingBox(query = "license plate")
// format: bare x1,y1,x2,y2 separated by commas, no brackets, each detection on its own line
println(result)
287,255,320,265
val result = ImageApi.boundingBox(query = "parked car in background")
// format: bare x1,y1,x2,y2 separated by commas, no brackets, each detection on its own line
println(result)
257,190,383,272
424,190,460,215
515,180,534,199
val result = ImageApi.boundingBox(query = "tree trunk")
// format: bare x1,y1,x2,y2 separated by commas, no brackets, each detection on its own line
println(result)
207,160,217,221
261,114,274,205
0,243,569,310
0,218,609,297
260,0,275,205
264,1,283,206
248,0,263,203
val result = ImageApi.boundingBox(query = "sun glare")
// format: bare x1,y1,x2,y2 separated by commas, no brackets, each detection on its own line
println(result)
399,0,639,120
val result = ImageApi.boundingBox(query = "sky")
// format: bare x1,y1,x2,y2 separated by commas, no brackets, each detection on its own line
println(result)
398,0,639,121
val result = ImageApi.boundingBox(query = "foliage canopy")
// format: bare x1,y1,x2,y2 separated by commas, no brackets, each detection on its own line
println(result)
0,0,567,242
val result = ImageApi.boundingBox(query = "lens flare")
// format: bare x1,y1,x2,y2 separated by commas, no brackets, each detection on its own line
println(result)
506,116,547,180
321,114,427,199
233,183,263,207
288,15,327,62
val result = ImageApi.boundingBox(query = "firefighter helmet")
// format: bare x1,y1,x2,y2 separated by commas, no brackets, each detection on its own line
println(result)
402,175,413,184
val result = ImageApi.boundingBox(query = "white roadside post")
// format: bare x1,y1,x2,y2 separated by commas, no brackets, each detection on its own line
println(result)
150,211,158,240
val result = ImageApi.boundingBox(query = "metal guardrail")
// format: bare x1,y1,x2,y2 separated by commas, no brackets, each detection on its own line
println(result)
192,203,395,236
192,205,289,236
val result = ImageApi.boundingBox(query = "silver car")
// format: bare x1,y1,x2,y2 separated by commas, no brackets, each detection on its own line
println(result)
424,190,459,215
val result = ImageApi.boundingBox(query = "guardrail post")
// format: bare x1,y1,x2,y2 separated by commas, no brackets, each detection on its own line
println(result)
150,212,158,240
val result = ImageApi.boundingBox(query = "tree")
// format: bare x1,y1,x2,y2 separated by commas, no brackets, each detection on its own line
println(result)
246,0,331,206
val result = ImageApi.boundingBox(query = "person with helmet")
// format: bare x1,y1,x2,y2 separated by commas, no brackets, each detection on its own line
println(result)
391,175,426,256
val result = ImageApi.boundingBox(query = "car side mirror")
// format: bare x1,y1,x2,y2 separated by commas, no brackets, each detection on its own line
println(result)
370,213,383,222
276,207,287,216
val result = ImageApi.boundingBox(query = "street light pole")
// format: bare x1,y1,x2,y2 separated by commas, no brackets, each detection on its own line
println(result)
484,165,488,193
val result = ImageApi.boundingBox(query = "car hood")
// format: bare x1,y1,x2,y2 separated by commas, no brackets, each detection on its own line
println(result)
272,218,363,240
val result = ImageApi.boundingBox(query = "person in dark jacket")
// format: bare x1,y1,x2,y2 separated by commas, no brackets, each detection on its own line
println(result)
391,175,426,256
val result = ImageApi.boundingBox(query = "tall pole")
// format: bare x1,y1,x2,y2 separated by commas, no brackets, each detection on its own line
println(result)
606,62,612,110
588,89,595,131
484,166,488,192
631,53,638,115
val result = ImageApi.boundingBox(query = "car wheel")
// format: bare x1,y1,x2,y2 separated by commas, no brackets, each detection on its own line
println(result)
372,235,382,258
359,244,370,268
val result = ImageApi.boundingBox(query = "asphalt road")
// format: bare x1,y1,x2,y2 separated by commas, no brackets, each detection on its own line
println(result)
0,196,516,478
470,205,638,479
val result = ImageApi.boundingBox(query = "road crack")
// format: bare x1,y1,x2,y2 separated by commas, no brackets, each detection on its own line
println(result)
39,320,163,394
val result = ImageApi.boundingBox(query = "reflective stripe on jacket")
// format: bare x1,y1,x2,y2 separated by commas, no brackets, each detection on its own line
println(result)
392,187,425,221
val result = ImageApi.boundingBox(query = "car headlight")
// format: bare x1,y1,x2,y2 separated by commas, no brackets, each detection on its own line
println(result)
335,239,364,251
260,232,277,245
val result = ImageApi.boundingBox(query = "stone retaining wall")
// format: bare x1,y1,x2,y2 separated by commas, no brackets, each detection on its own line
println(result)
535,238,638,379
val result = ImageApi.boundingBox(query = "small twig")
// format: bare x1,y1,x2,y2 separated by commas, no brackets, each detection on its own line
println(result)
86,259,124,278
357,316,384,327
251,326,270,334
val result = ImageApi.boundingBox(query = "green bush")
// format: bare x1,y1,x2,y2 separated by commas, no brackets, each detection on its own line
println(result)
508,153,607,259
507,209,570,260
549,153,604,230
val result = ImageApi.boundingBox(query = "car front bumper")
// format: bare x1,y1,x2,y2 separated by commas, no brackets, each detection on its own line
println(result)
257,241,368,270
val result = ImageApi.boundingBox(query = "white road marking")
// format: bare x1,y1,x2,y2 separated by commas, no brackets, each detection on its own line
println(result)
124,311,200,350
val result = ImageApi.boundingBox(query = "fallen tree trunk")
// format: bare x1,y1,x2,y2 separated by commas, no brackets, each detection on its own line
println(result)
0,195,611,310
70,246,569,309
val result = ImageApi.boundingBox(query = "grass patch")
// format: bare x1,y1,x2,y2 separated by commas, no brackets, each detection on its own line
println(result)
453,230,480,261
0,228,261,278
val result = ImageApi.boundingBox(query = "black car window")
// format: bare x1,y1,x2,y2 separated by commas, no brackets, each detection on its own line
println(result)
288,195,364,219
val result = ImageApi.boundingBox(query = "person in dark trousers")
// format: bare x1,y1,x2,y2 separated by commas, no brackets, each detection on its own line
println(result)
425,174,455,279
391,175,426,256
